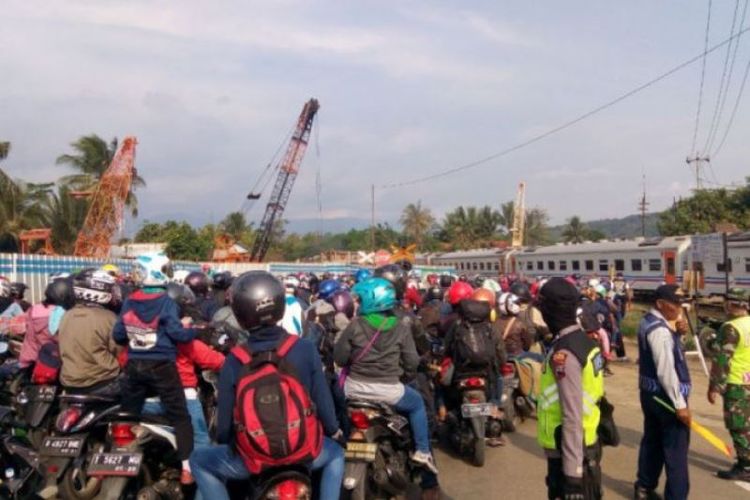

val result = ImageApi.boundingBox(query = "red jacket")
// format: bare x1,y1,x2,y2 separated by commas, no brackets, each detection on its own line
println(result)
119,339,224,388
19,304,55,368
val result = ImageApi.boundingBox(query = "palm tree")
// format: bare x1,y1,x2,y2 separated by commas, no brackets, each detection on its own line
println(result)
399,201,435,248
0,169,51,251
562,215,588,243
220,211,250,241
498,201,515,235
39,185,90,254
0,141,10,161
56,135,146,217
525,207,551,246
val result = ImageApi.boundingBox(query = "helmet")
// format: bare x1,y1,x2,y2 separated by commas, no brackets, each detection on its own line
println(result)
9,282,27,300
509,281,532,304
352,278,396,314
173,269,190,285
727,287,750,307
374,264,406,299
587,278,600,289
473,275,486,288
472,287,495,304
166,282,196,307
318,279,341,300
73,268,115,305
45,277,76,309
393,259,413,272
283,275,300,291
355,269,372,283
425,286,444,302
439,274,454,289
0,278,10,298
498,292,521,316
185,271,210,295
133,253,173,287
330,290,355,319
426,274,438,286
594,285,607,297
482,279,502,293
231,271,286,330
447,281,474,305
212,271,234,291
101,264,121,277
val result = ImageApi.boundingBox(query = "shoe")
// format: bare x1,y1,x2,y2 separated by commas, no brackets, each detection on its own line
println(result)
604,367,614,377
633,483,662,500
411,450,439,475
487,436,506,447
717,462,750,481
180,469,194,485
615,356,630,363
421,486,442,500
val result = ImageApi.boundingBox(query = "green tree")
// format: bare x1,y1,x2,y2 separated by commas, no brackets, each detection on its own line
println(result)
0,141,10,161
498,201,515,235
399,201,435,249
658,184,750,235
40,184,89,254
0,169,51,251
525,207,551,246
220,212,250,241
440,205,502,249
56,135,146,217
562,215,588,243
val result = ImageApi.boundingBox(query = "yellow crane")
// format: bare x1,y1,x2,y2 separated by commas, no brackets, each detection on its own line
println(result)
511,181,526,248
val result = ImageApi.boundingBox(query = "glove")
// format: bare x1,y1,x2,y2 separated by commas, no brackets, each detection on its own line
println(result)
563,476,585,500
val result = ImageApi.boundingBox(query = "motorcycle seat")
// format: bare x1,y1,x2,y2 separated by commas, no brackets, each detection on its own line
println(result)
110,411,172,425
346,399,394,414
59,393,119,404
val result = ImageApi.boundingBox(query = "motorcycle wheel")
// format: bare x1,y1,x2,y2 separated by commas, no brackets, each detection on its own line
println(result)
472,436,485,467
341,480,367,500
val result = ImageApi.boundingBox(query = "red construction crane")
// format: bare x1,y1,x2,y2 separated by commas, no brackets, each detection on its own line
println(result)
249,99,319,262
74,136,137,259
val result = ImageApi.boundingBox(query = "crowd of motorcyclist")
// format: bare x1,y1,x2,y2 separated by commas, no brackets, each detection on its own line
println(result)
0,257,633,499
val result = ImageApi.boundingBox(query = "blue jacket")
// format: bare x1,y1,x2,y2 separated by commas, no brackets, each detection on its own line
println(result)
113,290,195,361
216,325,339,445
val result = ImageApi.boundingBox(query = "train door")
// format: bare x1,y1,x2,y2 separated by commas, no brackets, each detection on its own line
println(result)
663,250,677,285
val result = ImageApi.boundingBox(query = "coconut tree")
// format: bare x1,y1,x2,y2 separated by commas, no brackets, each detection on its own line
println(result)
562,215,588,243
525,207,551,246
220,212,251,242
399,201,435,248
498,201,515,235
56,134,146,217
39,184,90,254
0,170,51,251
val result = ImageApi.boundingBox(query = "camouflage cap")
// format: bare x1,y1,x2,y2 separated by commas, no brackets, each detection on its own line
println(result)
727,287,750,306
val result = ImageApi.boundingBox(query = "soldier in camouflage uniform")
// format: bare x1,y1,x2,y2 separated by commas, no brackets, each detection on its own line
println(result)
707,287,750,481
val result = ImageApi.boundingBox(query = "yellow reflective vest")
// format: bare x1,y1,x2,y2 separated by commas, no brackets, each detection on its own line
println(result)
726,316,750,386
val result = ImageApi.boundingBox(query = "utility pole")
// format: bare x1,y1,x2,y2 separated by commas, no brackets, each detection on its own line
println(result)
638,173,649,237
370,184,375,253
685,155,710,190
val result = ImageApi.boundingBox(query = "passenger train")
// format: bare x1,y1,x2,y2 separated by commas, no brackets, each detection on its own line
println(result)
431,232,750,295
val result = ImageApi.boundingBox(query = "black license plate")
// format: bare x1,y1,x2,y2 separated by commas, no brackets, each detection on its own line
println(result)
40,436,86,457
31,385,57,403
88,452,143,477
345,441,377,462
461,403,493,418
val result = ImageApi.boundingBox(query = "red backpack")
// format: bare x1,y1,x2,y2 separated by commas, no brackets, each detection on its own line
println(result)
231,334,322,474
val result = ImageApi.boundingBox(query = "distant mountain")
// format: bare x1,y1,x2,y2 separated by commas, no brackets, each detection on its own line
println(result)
286,217,377,234
549,213,661,241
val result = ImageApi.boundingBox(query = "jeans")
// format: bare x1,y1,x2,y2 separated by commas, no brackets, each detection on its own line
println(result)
394,385,431,453
143,395,210,448
190,437,344,500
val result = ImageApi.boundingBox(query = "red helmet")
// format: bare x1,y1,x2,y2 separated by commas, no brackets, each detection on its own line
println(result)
447,281,474,305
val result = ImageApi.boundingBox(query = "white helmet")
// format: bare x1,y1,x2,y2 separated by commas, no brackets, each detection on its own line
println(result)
73,269,115,305
498,292,521,316
284,275,300,291
482,279,501,293
587,278,600,289
172,269,190,285
0,277,10,298
134,252,173,287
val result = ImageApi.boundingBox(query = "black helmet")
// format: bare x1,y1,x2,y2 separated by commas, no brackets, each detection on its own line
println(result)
166,282,196,306
473,275,486,288
374,264,406,299
73,268,115,305
185,271,209,295
212,271,234,291
439,274,454,289
425,286,444,303
45,277,76,310
510,281,532,304
231,271,285,330
10,282,27,300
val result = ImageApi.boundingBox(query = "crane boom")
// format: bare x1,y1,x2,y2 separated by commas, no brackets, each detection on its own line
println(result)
511,181,526,248
74,136,137,258
250,99,319,262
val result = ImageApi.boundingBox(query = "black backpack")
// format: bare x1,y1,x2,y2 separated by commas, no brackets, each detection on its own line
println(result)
453,300,495,369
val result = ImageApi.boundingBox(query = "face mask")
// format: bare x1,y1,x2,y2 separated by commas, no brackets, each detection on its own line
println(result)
539,298,578,335
48,305,66,336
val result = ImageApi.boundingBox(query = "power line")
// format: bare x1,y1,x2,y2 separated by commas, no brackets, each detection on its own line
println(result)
381,24,750,190
691,0,713,154
712,51,750,157
703,0,742,153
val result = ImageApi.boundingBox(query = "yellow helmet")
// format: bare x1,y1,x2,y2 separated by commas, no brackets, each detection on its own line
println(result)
101,264,121,277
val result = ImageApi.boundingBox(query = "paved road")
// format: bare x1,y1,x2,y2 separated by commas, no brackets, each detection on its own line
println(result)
433,340,750,499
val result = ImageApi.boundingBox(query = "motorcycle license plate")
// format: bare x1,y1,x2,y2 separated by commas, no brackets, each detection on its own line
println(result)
461,403,494,418
88,452,143,477
345,441,377,462
40,436,86,457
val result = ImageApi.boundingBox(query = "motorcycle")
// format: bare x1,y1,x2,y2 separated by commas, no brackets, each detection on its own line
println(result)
502,360,537,426
444,375,494,467
341,400,419,500
0,404,46,499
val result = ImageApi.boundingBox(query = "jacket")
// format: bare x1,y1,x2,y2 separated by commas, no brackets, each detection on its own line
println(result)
215,325,338,444
112,290,195,361
334,313,419,384
19,304,56,368
494,315,532,357
59,304,120,388
176,340,225,387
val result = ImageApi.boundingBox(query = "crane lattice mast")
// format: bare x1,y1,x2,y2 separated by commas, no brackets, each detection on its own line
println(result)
73,136,137,258
511,181,526,248
250,99,319,262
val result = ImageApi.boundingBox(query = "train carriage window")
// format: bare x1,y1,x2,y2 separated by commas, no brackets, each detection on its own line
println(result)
614,259,625,272
494,262,499,270
572,260,580,271
472,262,477,271
559,261,568,271
648,259,661,272
479,262,485,271
746,258,750,273
526,262,533,271
537,261,543,270
631,259,642,272
598,260,608,272
548,261,555,270
717,260,732,273
585,260,594,271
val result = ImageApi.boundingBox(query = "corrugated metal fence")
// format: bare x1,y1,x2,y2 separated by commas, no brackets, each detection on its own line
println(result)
0,254,453,303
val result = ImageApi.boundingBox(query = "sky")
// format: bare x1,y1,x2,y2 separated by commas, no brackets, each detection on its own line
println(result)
2,1,749,234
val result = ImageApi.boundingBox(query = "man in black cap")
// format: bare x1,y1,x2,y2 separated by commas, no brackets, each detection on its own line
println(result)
536,277,605,500
634,284,691,500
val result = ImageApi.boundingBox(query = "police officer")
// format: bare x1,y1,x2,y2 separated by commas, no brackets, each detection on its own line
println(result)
634,285,691,500
536,277,605,500
707,287,750,481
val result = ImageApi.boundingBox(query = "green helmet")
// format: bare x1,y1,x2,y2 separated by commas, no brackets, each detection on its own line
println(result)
727,287,750,307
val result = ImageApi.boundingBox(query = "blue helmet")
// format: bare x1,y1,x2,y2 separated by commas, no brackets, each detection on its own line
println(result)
355,268,373,283
318,279,341,300
352,277,396,314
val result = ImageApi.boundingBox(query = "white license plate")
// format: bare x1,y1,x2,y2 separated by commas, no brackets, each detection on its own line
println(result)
88,452,143,477
40,436,85,457
345,441,378,462
461,403,493,418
